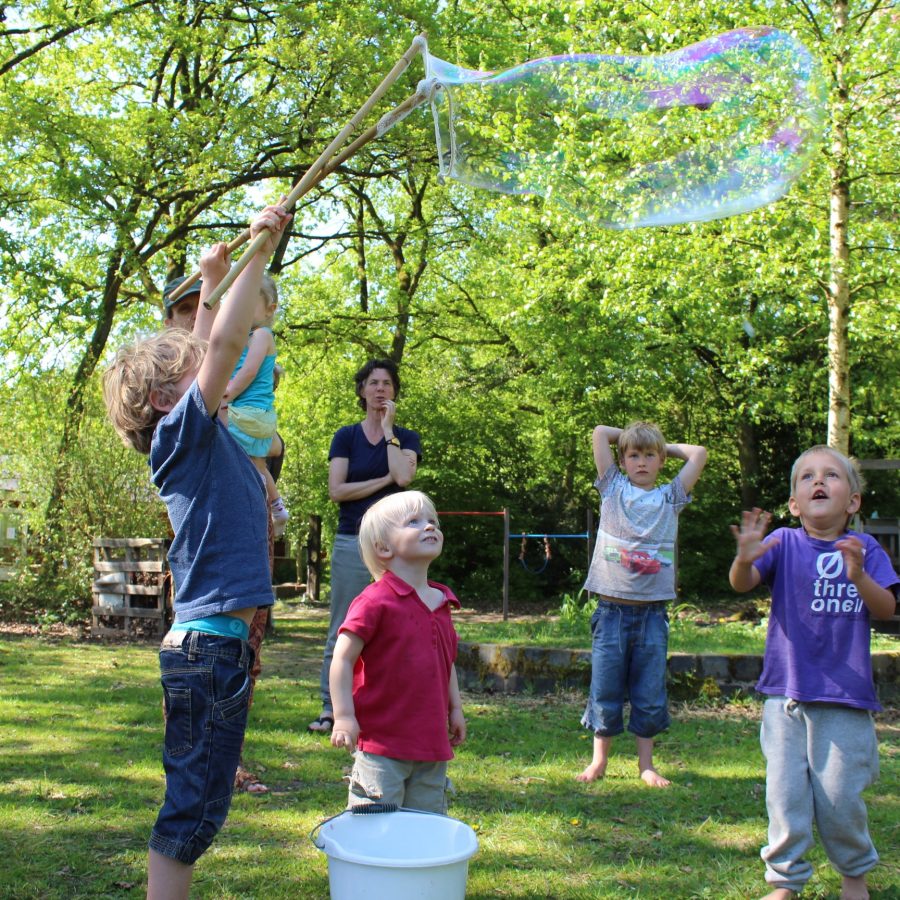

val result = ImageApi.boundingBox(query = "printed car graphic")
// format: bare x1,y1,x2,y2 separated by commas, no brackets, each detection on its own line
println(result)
603,546,669,574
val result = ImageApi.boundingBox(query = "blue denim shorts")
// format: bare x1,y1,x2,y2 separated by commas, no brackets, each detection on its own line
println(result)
149,629,254,865
581,600,670,739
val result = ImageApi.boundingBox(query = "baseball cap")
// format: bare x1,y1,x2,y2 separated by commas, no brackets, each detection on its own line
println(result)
162,276,203,313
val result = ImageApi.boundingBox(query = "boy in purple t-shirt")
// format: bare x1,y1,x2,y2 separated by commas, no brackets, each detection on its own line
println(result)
730,446,898,900
329,490,465,813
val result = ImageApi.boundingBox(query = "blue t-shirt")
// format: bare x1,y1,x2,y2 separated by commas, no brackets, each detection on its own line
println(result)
329,422,422,534
150,380,274,622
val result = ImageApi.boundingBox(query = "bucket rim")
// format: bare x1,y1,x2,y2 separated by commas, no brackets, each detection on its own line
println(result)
313,808,479,868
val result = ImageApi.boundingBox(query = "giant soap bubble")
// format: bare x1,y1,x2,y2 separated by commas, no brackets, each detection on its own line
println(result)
424,28,826,228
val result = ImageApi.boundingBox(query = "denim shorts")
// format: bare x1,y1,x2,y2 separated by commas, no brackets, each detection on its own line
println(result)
581,600,670,739
149,629,254,865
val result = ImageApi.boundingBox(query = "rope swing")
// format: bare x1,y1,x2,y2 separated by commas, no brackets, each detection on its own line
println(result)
518,534,552,574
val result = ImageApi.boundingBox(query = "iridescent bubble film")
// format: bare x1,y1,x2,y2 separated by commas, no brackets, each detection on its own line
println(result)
425,28,826,228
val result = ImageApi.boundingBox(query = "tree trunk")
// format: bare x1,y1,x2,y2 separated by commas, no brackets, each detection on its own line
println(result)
39,259,123,580
826,0,851,454
737,419,761,509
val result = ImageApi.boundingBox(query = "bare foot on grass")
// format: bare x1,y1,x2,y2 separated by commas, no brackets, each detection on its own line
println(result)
840,875,869,900
575,762,607,782
640,767,671,787
760,889,795,900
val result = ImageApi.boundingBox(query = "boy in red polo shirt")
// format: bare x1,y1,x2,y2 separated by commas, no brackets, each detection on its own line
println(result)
330,490,466,813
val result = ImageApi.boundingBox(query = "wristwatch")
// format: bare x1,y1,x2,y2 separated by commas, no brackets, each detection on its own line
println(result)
385,436,401,448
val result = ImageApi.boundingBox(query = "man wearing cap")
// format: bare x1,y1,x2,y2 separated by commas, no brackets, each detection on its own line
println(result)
162,276,203,332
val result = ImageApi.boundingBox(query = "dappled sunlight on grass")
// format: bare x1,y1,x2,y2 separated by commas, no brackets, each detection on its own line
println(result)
0,605,897,899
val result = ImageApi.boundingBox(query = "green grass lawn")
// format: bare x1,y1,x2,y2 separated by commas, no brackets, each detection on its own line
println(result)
1,605,898,899
453,598,900,655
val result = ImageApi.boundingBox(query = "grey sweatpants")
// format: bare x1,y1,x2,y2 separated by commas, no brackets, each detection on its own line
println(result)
760,696,880,892
318,533,371,713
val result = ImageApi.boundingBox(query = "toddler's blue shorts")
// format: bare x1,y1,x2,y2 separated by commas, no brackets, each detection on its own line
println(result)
581,599,670,738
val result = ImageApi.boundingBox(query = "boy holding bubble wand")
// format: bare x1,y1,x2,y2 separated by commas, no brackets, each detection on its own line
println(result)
103,202,290,899
730,446,897,900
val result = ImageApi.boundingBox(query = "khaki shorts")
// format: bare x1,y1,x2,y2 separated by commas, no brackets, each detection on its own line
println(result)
347,750,452,814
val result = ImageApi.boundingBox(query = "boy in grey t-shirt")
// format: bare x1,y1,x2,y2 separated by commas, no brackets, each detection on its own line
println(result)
577,422,706,787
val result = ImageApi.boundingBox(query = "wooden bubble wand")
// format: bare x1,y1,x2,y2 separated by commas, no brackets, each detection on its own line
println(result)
169,33,434,310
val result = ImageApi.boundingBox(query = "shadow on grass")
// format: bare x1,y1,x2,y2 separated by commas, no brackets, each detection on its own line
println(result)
1,606,897,899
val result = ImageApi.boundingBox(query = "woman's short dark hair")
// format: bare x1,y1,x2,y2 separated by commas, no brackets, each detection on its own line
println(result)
355,358,400,410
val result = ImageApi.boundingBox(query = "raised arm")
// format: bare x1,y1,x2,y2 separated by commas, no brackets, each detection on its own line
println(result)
192,242,230,342
666,442,708,495
591,425,621,477
330,631,365,752
729,508,776,593
196,205,290,415
835,536,898,620
224,327,275,402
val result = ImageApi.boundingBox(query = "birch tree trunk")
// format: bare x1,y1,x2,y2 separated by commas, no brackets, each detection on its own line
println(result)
826,0,851,453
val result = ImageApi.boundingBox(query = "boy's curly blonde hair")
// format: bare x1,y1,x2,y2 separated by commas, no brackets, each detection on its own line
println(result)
618,421,666,458
103,330,206,455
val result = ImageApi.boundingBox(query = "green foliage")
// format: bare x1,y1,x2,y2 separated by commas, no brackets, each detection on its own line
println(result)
0,372,167,618
0,0,898,617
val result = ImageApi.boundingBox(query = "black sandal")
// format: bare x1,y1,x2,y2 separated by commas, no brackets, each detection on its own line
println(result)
307,714,334,734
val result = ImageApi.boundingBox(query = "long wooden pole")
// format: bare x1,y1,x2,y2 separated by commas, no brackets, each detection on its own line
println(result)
169,82,433,304
178,33,427,310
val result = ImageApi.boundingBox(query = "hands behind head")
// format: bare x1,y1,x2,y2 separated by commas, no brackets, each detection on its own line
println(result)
731,508,779,563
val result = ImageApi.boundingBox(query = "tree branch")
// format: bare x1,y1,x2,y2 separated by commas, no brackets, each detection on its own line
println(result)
0,0,156,77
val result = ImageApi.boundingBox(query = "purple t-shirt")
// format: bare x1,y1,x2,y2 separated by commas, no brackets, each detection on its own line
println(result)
329,423,422,534
755,527,899,711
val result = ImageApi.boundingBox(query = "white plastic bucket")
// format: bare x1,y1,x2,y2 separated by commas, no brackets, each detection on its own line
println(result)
313,808,479,899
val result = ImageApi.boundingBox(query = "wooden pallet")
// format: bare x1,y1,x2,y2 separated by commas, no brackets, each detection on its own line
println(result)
91,538,171,639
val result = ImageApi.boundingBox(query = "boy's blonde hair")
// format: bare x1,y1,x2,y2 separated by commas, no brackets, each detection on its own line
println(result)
618,421,666,457
358,490,440,579
790,445,865,497
103,330,205,455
